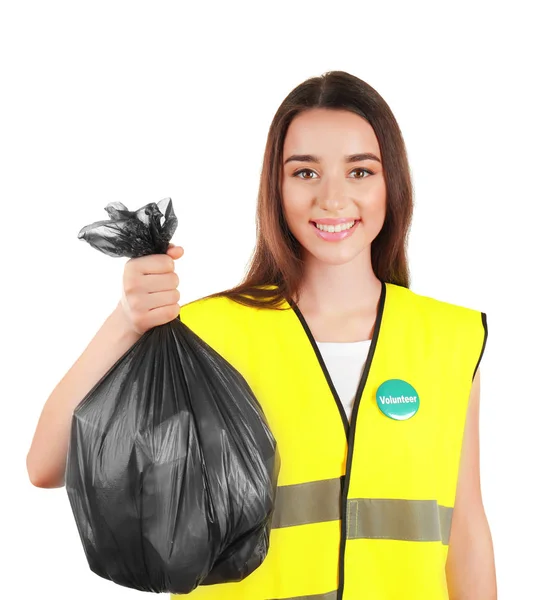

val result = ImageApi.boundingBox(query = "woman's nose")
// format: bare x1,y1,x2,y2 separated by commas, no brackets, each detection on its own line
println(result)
316,178,348,212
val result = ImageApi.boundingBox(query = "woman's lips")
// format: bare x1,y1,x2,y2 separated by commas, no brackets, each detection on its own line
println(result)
310,219,360,242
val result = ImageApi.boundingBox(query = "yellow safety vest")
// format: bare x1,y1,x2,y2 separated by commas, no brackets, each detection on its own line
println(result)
174,281,488,600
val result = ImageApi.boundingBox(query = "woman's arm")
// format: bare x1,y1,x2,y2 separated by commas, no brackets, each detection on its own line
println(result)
26,304,143,488
446,367,497,599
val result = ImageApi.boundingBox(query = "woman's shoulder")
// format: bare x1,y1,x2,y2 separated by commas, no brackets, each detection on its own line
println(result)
387,283,487,362
180,284,286,319
178,288,287,355
179,287,279,331
388,282,483,313
386,282,486,332
179,291,245,324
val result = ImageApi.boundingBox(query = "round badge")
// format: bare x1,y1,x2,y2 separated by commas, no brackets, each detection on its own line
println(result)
376,379,420,420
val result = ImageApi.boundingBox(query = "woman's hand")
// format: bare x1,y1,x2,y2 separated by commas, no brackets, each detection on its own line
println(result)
120,243,184,335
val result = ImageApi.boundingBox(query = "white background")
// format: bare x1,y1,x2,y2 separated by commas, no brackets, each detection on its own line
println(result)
2,1,558,598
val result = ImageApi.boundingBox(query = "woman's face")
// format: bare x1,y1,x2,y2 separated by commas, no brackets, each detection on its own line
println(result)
281,108,387,266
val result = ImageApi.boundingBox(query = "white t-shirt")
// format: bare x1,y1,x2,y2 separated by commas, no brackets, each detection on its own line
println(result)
315,340,371,421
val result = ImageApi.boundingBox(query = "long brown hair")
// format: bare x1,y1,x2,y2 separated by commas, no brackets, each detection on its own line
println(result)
205,70,413,310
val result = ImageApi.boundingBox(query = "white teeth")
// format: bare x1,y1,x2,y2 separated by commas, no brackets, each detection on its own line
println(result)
315,220,355,232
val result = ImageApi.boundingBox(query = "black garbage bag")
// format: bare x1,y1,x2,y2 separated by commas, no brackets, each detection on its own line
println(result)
65,197,279,593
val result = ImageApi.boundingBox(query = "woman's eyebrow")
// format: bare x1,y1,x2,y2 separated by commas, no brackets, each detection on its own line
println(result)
283,152,381,165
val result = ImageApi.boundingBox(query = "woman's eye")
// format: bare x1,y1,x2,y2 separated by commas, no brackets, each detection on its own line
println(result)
350,168,374,178
293,168,374,180
293,169,317,180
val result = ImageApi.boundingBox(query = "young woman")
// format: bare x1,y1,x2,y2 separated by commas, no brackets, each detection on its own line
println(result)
27,71,497,599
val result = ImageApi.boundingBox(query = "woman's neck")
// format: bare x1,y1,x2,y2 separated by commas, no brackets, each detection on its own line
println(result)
295,250,381,317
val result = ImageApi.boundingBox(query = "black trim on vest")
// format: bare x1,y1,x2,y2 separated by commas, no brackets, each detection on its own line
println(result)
288,281,387,600
472,311,488,382
289,301,351,436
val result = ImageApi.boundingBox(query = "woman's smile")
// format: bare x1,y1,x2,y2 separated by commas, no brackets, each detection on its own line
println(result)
310,218,360,241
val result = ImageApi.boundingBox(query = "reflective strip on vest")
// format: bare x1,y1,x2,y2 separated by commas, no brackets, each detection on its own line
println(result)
271,479,452,545
271,478,341,528
347,499,452,544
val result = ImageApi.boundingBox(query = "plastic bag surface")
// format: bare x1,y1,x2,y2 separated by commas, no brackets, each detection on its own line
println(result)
66,198,279,593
